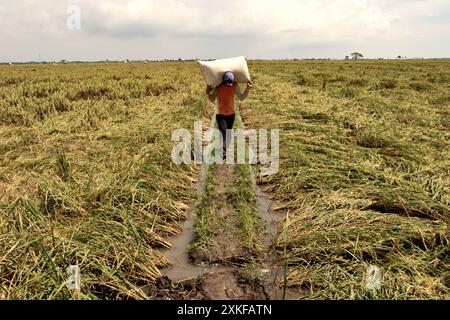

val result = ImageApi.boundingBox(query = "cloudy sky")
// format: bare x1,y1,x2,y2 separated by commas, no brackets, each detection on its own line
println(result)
0,0,449,62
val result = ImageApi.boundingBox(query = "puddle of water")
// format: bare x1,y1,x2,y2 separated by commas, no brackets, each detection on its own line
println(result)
250,167,284,244
250,163,306,300
162,209,203,282
161,205,229,282
256,188,282,245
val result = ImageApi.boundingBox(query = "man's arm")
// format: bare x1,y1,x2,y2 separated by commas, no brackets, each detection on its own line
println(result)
206,85,217,103
236,82,252,101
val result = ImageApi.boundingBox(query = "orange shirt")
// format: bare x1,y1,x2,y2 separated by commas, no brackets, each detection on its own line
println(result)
216,83,236,116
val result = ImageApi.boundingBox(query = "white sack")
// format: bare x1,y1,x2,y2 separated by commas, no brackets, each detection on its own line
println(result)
198,56,251,88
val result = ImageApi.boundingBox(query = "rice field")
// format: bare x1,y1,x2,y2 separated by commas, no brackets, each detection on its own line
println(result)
0,60,449,299
242,60,449,299
0,62,212,299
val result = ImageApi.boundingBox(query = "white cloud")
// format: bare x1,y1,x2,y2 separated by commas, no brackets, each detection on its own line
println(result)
77,0,402,40
0,0,448,61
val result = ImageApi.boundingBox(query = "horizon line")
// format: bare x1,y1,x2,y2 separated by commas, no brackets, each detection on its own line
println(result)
2,57,450,64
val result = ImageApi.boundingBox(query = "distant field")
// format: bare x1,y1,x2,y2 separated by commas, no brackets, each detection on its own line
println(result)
0,60,449,299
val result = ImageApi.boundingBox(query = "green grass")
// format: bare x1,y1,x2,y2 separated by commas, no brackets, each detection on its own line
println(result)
232,112,262,253
189,164,218,257
232,163,260,252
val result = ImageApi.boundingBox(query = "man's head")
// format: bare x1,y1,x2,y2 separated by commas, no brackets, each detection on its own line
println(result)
223,72,235,86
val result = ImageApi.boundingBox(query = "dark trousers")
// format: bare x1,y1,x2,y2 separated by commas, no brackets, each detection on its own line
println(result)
216,114,235,154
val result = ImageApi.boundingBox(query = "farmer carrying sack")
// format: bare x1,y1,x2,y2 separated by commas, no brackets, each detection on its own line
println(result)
198,56,251,88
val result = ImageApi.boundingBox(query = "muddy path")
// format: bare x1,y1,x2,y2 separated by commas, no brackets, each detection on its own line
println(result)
150,107,306,300
190,164,247,264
